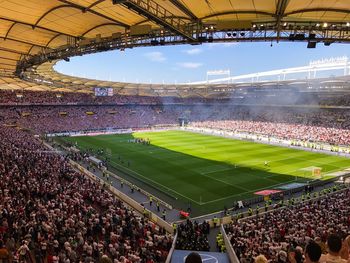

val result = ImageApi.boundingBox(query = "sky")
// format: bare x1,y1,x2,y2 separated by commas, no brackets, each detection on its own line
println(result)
55,41,350,84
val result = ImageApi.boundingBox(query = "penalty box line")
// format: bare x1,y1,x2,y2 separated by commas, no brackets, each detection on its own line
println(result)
201,165,350,205
200,178,298,205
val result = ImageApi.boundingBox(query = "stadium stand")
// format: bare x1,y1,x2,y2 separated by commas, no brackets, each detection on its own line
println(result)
175,220,210,252
0,125,172,262
224,188,350,263
1,0,350,262
1,98,350,145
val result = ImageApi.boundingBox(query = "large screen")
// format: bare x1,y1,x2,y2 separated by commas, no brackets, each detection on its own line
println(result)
94,87,113,96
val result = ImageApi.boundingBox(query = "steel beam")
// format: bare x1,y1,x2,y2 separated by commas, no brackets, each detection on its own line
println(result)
285,8,350,16
0,17,77,38
45,33,63,48
57,0,129,28
0,47,32,56
0,36,47,49
16,25,350,74
34,5,77,28
113,0,198,41
0,62,16,68
81,23,122,36
84,0,107,12
169,0,197,20
202,10,274,20
4,22,17,40
0,56,18,62
275,0,290,42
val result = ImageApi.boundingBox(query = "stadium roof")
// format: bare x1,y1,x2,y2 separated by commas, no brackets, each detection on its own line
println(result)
17,60,350,97
1,0,350,76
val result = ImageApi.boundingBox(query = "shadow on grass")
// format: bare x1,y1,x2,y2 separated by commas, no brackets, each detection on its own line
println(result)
60,133,313,216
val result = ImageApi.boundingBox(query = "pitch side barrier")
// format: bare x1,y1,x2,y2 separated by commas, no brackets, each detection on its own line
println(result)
46,125,178,137
46,128,132,137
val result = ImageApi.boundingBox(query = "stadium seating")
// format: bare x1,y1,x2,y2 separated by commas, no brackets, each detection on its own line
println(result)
1,95,350,145
224,188,350,262
175,220,210,252
1,87,350,262
0,126,172,262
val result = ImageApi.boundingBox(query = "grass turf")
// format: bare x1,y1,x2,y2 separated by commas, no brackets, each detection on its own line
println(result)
61,130,350,215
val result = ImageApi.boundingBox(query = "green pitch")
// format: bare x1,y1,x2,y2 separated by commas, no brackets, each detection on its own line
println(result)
61,130,350,215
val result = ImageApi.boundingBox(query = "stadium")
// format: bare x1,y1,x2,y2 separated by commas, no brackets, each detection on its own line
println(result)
0,0,350,262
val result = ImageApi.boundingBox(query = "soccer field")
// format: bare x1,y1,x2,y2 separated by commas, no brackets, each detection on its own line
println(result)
61,130,350,215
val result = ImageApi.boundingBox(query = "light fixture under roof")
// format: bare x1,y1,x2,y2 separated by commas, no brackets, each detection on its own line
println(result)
323,22,328,28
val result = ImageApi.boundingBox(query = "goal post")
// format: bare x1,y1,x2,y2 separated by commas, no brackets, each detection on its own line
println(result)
300,166,323,179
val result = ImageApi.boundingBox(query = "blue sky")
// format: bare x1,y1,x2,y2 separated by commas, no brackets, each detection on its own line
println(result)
55,42,350,84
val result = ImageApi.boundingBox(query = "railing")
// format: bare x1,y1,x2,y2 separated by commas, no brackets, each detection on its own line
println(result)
220,224,240,263
165,232,178,263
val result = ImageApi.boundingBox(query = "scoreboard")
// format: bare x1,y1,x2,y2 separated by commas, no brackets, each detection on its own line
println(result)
94,87,113,96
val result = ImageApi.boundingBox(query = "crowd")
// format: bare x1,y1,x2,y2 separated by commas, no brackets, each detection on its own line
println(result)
0,126,172,262
2,88,350,107
0,105,180,133
192,119,350,145
0,90,213,106
224,188,350,263
1,104,350,145
175,220,210,252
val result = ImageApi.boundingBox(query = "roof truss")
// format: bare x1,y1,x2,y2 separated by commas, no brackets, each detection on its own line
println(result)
56,0,130,28
113,0,198,41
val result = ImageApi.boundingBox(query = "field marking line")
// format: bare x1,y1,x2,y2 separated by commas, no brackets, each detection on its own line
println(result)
202,164,350,205
73,131,349,207
200,173,251,192
200,178,300,205
199,166,233,175
270,158,347,175
108,160,202,205
246,152,345,176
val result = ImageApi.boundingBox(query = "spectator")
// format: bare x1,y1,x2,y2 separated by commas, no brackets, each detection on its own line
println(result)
305,241,322,263
185,252,202,263
320,234,348,263
255,254,268,263
225,188,350,262
0,240,9,262
0,126,172,262
176,220,210,252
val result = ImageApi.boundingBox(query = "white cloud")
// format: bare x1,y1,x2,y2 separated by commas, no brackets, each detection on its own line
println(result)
184,48,203,55
143,51,166,62
177,62,203,69
207,42,239,48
